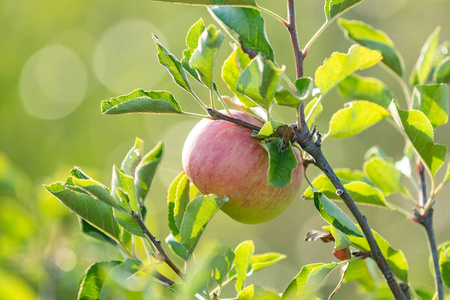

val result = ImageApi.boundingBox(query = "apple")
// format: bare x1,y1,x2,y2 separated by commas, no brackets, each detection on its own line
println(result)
182,110,304,224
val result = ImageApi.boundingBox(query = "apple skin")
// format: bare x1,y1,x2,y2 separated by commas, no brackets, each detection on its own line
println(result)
182,110,304,224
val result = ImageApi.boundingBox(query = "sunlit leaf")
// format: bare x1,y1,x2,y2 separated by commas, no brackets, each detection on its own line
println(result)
251,120,285,138
338,18,404,76
180,194,228,253
189,24,224,87
80,219,117,246
101,89,182,115
154,37,192,92
328,101,389,138
182,19,206,82
113,209,144,237
45,182,121,240
325,0,363,21
236,54,284,109
412,26,440,84
347,226,408,282
166,233,190,261
234,240,255,292
329,225,352,250
222,46,256,107
435,57,450,84
344,259,376,291
282,262,341,299
209,6,273,60
274,88,302,108
315,45,382,95
390,104,447,176
211,247,235,286
305,97,323,128
249,252,286,272
238,284,280,300
134,141,163,200
99,258,142,298
112,166,138,212
295,77,314,99
437,242,450,287
121,138,143,176
78,261,121,300
412,84,449,129
261,139,298,188
149,0,257,6
314,192,363,237
71,177,118,209
337,74,394,108
364,156,409,196
167,172,190,241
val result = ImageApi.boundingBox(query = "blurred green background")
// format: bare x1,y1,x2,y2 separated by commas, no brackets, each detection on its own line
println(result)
1,0,450,298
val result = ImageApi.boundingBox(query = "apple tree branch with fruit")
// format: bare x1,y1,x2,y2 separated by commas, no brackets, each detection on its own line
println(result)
45,0,450,299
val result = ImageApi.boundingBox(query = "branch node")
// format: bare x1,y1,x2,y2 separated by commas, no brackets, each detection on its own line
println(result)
336,189,344,196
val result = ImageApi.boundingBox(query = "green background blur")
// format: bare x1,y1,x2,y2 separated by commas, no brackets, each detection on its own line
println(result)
1,0,450,298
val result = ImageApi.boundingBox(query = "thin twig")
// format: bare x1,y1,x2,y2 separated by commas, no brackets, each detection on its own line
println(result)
206,108,261,131
154,271,176,287
131,212,183,278
293,103,406,300
285,0,304,78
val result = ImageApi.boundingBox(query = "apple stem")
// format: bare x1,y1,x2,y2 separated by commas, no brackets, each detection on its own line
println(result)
206,108,262,132
292,103,407,300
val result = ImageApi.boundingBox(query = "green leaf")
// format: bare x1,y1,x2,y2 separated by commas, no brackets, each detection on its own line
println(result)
412,26,441,84
282,262,341,299
222,46,257,107
412,84,449,129
121,138,143,176
212,247,235,286
182,19,206,82
338,18,404,76
167,172,190,241
209,7,273,60
313,191,363,237
134,141,163,200
249,252,286,272
236,54,284,109
435,56,450,84
154,37,192,92
234,240,255,292
99,258,142,299
101,89,182,115
189,24,224,87
78,261,121,300
438,242,450,287
344,259,376,291
325,0,363,21
251,120,285,138
113,209,144,237
329,225,352,250
180,194,228,253
274,88,302,108
45,182,121,240
305,97,323,128
389,104,447,176
80,219,118,246
260,139,298,188
238,285,280,300
112,167,138,212
71,177,118,209
364,156,409,196
328,101,389,138
337,74,394,109
347,227,409,282
295,77,314,98
315,45,382,95
165,233,190,261
149,0,257,6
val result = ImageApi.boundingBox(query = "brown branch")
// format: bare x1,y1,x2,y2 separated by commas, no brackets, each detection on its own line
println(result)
154,271,176,287
285,0,304,79
206,108,261,131
292,103,406,299
131,213,183,278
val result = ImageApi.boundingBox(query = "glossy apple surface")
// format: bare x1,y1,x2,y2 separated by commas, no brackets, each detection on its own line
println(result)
182,110,304,224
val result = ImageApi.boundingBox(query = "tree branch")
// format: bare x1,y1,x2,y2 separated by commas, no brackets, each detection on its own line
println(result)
206,108,261,131
131,213,183,278
285,0,304,78
292,103,406,299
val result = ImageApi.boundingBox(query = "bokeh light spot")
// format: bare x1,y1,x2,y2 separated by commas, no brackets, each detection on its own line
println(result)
19,45,88,120
93,19,165,95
